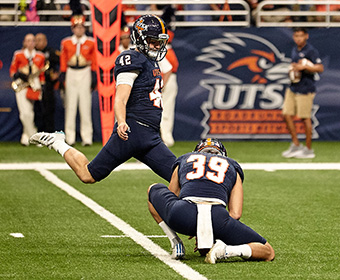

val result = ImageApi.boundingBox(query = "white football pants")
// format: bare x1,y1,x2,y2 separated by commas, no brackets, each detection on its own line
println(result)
161,73,178,147
65,66,93,145
15,88,37,145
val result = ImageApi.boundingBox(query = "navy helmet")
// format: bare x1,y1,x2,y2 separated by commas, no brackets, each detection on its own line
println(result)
194,138,227,157
131,14,169,62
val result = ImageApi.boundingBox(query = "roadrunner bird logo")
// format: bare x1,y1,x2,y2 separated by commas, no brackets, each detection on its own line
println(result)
197,32,319,139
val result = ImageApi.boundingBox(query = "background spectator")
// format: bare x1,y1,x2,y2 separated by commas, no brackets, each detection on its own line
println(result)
118,26,133,53
69,0,82,16
60,15,96,146
9,33,45,146
37,0,63,21
122,4,139,26
159,30,179,147
0,4,15,21
316,2,340,22
184,4,212,22
35,33,60,132
282,28,324,159
26,0,39,22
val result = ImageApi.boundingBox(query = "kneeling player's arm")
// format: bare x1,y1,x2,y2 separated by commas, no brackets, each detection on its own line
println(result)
168,166,181,196
228,173,243,220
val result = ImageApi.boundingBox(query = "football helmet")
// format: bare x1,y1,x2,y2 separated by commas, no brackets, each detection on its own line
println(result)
131,14,169,62
194,138,227,157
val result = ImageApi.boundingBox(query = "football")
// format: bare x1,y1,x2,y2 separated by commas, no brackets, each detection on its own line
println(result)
300,58,315,74
288,66,302,83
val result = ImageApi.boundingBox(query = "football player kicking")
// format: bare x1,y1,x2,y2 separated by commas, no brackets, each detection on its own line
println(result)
148,138,275,263
30,15,185,259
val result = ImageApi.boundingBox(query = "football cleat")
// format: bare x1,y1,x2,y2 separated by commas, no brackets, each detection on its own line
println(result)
194,138,227,157
171,241,185,260
204,240,227,264
29,131,65,149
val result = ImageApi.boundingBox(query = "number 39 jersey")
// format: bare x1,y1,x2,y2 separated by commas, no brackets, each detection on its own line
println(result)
174,152,244,205
114,50,163,130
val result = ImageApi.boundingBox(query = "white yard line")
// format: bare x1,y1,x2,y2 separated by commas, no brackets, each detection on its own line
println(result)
240,162,340,170
9,233,24,238
35,168,208,280
1,162,340,171
0,162,148,170
101,235,167,238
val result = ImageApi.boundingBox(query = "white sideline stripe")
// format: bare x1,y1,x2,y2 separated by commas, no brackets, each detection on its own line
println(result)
101,235,167,238
1,162,340,171
241,163,340,170
0,162,148,170
36,168,208,280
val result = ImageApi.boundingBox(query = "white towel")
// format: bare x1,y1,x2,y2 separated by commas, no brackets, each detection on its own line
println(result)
196,204,214,249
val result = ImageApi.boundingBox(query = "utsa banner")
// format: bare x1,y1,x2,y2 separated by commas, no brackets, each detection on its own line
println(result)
172,27,340,141
90,0,122,145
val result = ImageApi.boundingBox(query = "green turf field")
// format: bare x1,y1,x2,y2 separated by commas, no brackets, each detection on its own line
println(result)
0,141,339,279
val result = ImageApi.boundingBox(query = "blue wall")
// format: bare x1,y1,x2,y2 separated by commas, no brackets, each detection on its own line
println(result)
1,26,340,142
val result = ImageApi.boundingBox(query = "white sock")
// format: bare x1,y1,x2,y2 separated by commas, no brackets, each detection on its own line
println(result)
52,140,71,157
158,221,180,248
225,244,252,259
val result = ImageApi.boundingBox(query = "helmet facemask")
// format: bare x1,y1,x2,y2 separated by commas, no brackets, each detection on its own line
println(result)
145,35,168,61
132,31,168,62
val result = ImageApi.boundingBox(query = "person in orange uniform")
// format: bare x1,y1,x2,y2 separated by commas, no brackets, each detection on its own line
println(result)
60,15,97,146
159,30,179,147
10,33,45,146
118,26,133,54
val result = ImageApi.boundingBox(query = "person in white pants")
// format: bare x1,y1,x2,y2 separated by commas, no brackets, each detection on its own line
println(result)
60,15,96,146
158,31,179,147
64,66,92,145
10,33,46,146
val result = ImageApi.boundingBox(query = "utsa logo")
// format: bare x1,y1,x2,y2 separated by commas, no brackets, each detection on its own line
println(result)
136,19,148,31
227,50,282,84
197,32,319,140
197,32,291,86
153,69,161,76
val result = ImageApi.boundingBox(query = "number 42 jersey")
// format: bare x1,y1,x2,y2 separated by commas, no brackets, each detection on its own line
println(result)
114,50,164,131
174,152,245,206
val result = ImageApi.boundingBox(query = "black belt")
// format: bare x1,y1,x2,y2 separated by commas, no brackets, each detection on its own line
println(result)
68,65,87,70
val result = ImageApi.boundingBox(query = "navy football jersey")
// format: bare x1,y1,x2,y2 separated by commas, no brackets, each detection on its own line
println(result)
114,50,163,130
290,43,322,94
173,152,244,205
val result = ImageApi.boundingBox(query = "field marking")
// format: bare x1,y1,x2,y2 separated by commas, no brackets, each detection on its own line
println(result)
1,162,340,171
101,235,167,238
35,167,208,280
10,233,24,238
